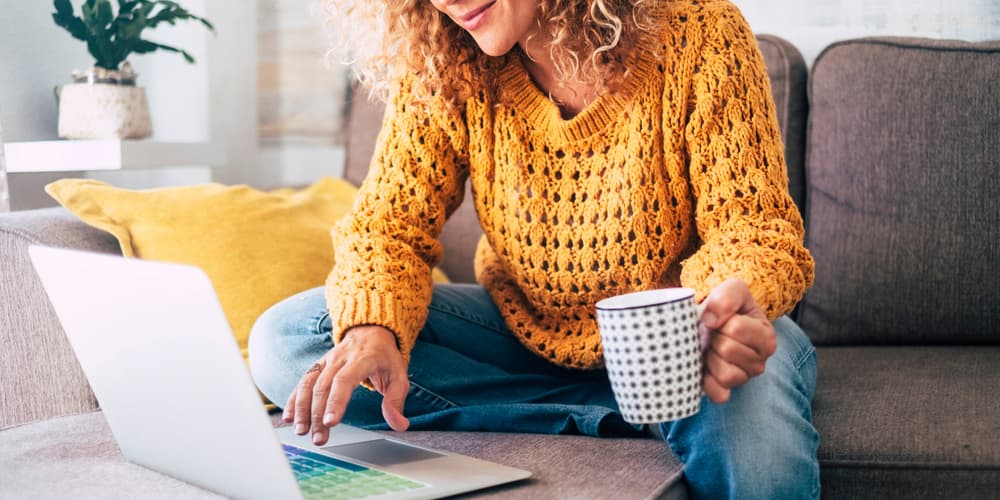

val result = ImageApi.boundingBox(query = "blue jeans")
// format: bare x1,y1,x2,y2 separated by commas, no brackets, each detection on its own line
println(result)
249,284,820,499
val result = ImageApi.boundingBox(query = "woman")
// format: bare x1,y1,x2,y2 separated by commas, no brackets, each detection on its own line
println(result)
249,0,819,497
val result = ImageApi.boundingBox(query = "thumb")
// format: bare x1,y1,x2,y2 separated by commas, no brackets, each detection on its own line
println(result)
702,277,754,329
381,378,410,432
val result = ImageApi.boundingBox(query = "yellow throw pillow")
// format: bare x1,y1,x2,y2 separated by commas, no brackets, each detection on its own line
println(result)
45,177,450,362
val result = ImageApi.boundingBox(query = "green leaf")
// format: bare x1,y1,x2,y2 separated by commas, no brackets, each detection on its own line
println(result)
117,0,139,12
81,0,99,28
52,15,91,42
198,17,214,32
87,38,118,70
53,0,74,16
146,4,215,34
81,0,105,34
79,0,119,69
134,39,198,64
131,39,159,54
52,0,91,43
147,7,182,27
54,0,214,67
118,5,151,40
95,0,114,27
111,1,140,33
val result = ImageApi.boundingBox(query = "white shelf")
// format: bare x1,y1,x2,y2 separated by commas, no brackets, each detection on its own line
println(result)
3,140,224,173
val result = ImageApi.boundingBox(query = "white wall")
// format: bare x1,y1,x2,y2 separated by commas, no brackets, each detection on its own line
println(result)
737,0,1000,64
204,1,262,188
0,0,258,209
0,2,90,209
257,0,347,187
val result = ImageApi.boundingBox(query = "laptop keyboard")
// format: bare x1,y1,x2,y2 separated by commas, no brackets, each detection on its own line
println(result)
283,444,426,499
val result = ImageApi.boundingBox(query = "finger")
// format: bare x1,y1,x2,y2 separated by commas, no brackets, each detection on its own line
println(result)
698,324,712,352
311,359,344,445
712,324,768,376
322,365,366,429
703,371,731,404
380,376,410,432
701,278,755,329
717,314,777,359
705,349,750,389
294,361,324,435
283,389,297,423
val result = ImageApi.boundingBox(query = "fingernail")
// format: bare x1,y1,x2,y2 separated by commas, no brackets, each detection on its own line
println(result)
313,432,323,444
323,413,335,426
295,423,307,434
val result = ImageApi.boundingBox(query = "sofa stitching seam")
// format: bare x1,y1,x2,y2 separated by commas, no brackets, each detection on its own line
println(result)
822,459,1000,471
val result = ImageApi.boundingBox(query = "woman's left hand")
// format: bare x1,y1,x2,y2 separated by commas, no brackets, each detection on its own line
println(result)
699,278,777,403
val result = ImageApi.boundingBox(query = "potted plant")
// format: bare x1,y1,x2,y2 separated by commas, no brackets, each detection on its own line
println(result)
51,0,215,140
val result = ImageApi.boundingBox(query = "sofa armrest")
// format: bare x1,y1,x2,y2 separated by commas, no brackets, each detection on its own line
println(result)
0,208,121,429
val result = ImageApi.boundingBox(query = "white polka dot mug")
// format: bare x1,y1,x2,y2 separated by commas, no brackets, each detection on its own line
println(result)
596,288,705,424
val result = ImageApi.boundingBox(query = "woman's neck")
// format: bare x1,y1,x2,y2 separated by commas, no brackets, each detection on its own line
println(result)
518,34,599,119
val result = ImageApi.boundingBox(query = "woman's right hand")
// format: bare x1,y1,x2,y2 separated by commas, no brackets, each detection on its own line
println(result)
283,325,410,445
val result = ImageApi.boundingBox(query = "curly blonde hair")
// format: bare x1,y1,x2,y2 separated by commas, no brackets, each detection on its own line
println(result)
323,0,655,109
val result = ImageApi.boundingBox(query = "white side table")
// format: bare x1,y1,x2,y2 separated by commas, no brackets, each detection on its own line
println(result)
4,140,224,173
0,140,224,212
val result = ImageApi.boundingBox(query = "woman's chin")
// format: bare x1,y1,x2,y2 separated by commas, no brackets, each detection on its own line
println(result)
473,37,516,57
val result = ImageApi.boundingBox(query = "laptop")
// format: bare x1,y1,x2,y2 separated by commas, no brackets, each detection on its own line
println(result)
29,245,531,500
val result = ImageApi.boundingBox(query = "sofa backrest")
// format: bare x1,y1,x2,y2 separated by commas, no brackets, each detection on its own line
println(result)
0,207,116,428
797,37,1000,345
344,86,484,283
344,34,810,284
756,35,809,214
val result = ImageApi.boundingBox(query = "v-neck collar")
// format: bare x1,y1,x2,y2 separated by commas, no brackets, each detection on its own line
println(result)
497,30,660,143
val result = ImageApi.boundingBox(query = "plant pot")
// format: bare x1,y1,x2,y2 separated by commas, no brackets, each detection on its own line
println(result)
56,65,153,140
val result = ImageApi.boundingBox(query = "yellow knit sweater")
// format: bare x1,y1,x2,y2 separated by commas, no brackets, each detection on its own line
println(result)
326,0,814,370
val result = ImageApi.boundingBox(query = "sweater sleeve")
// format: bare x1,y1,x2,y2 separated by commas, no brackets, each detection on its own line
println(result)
679,5,814,319
325,78,469,363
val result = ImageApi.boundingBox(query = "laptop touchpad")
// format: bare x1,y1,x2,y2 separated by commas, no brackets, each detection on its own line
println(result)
321,439,445,467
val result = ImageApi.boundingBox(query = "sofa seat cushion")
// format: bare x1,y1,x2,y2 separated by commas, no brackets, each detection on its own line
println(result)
814,346,1000,499
0,411,688,499
377,431,686,499
0,412,224,499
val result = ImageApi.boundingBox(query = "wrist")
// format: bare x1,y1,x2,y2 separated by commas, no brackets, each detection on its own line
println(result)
343,324,400,351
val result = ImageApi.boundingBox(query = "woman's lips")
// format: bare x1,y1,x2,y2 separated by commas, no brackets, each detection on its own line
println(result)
459,1,495,31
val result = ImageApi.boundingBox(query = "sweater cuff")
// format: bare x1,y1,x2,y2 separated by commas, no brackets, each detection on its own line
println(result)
325,289,422,365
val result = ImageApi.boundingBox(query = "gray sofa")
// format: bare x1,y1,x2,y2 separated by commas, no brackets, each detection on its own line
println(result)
2,35,998,499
